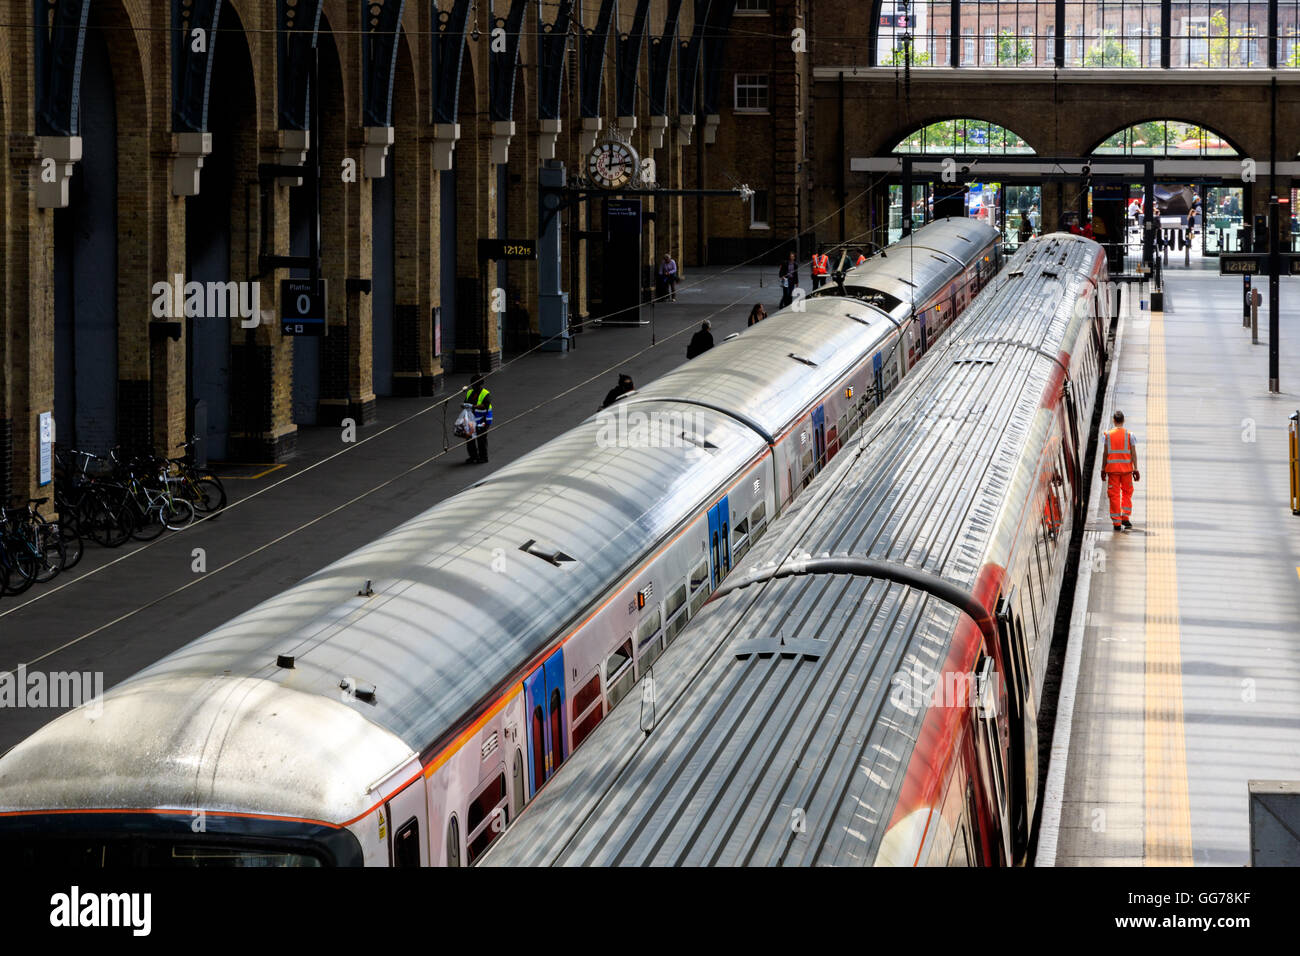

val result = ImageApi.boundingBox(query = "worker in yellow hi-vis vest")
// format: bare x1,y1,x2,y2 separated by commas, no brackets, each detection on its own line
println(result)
1101,410,1139,532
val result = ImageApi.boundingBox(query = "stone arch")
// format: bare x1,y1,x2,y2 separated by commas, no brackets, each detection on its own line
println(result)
53,0,149,455
375,27,420,397
291,11,350,426
502,39,536,353
0,29,9,501
186,1,257,461
448,37,489,372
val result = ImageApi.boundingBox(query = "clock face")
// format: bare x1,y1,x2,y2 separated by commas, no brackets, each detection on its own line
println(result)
588,142,637,189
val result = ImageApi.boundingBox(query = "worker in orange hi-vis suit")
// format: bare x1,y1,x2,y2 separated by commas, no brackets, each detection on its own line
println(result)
811,251,829,290
1100,410,1140,532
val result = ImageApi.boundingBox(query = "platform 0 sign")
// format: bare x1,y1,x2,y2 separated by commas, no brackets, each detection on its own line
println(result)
281,279,328,336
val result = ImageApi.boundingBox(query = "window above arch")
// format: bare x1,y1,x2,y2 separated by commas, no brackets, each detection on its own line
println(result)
1093,120,1238,155
863,0,1297,68
893,119,1035,154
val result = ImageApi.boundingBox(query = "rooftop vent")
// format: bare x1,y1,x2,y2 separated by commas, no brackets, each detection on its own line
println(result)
788,353,818,367
520,539,575,567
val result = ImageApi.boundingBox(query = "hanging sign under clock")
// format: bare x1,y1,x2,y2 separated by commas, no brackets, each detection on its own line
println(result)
587,136,640,190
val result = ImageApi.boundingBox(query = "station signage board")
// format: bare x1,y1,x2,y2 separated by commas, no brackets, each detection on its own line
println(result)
1219,254,1266,276
478,238,538,261
281,278,328,336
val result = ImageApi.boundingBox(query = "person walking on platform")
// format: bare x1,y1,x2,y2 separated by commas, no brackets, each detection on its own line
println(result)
779,252,798,308
747,303,767,326
601,373,635,409
1101,410,1139,531
465,375,493,464
686,320,714,359
810,250,830,290
659,252,679,302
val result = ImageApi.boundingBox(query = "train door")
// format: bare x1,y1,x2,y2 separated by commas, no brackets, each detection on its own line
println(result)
707,497,731,587
524,648,566,797
996,586,1038,865
812,406,827,471
919,312,928,353
872,353,883,407
384,777,427,867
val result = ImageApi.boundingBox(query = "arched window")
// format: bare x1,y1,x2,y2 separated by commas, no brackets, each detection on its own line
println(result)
1092,120,1238,156
893,119,1035,155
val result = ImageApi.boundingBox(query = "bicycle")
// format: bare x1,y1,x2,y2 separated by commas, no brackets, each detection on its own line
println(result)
169,438,227,517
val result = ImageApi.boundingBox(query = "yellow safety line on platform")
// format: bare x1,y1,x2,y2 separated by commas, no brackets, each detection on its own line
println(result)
1143,306,1194,865
215,464,286,481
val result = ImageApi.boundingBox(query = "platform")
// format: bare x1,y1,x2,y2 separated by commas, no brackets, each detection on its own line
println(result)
0,266,774,754
1038,270,1300,866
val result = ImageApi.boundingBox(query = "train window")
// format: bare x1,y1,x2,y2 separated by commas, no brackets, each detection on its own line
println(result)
733,516,751,563
393,817,420,868
666,608,689,643
664,582,688,620
751,501,767,533
446,815,462,868
637,609,662,649
549,689,565,768
605,640,636,709
466,773,508,864
947,824,970,867
640,635,665,670
690,560,709,593
965,782,982,866
722,521,730,574
531,706,546,789
570,674,604,749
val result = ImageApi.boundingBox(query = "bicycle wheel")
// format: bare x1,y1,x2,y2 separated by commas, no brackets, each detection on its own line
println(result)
190,476,227,516
160,498,195,531
128,497,166,541
30,527,64,583
0,541,38,595
56,521,84,571
85,493,133,548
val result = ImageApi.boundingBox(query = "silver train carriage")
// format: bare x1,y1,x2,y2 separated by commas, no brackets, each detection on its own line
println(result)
0,221,1000,867
482,234,1109,868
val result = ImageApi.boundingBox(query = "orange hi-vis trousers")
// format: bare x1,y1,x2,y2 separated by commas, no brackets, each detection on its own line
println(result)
1106,472,1133,526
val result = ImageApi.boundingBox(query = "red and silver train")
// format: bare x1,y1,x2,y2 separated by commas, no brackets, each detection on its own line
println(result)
0,222,999,867
483,233,1110,867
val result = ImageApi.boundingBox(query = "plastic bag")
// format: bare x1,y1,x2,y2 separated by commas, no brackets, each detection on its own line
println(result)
454,404,477,439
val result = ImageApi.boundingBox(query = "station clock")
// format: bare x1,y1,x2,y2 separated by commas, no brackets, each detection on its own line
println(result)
586,138,639,190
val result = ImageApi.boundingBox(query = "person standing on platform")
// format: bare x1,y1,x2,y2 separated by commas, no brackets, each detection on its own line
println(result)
810,250,829,290
659,252,679,302
465,375,493,464
854,251,868,265
601,373,635,409
686,320,714,359
1101,410,1139,531
747,303,767,326
779,252,798,308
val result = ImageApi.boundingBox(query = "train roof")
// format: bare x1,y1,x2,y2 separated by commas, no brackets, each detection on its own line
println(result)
483,234,1104,867
628,219,1000,437
0,219,1002,827
0,411,765,822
